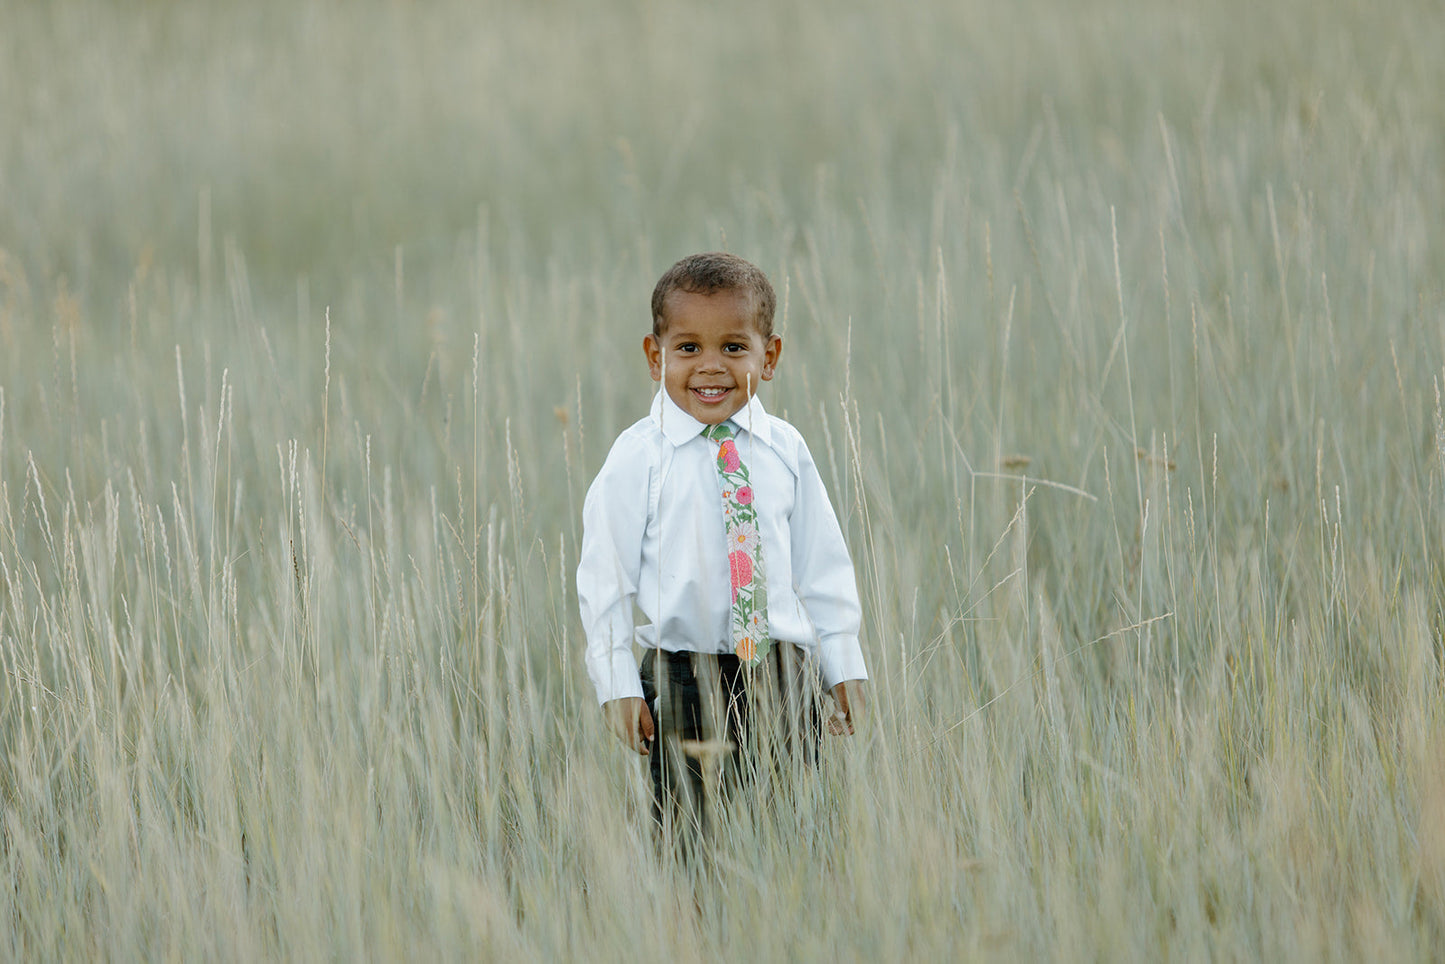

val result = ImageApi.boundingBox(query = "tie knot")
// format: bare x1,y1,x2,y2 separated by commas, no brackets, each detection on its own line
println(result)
704,423,734,442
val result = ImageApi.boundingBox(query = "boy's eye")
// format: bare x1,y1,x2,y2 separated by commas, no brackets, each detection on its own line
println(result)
724,343,746,353
676,343,698,353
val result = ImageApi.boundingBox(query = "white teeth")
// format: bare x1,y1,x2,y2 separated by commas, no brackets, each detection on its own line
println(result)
695,388,727,398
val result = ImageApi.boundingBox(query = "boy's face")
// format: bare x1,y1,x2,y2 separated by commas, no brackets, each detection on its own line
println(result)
643,289,782,425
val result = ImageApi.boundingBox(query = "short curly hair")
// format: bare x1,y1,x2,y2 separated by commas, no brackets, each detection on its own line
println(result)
650,252,777,339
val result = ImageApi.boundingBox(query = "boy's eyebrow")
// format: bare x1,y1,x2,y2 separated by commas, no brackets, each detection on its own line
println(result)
664,327,761,341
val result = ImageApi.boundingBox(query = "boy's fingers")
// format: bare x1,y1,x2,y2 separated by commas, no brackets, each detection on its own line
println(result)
639,703,655,747
827,681,862,736
603,698,653,754
628,699,651,754
826,686,849,735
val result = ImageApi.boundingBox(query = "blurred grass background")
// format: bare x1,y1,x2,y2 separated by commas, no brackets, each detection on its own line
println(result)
3,0,1445,958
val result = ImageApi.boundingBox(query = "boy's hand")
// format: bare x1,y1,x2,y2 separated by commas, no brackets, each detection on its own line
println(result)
602,697,655,755
827,680,866,736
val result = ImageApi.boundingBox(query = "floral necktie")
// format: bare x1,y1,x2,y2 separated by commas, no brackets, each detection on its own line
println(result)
704,422,769,665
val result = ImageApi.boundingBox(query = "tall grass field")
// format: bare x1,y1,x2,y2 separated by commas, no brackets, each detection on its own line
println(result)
3,0,1444,958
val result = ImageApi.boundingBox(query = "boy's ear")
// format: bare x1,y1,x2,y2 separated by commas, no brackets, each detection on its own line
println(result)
643,334,663,382
760,334,782,381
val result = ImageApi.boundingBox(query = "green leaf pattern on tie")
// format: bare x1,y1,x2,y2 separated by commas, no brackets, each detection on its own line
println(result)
704,423,769,665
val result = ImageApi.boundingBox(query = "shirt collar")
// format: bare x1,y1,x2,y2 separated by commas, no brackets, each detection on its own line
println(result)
651,390,773,447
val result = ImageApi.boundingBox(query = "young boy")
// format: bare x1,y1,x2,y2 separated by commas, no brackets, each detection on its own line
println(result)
577,252,867,835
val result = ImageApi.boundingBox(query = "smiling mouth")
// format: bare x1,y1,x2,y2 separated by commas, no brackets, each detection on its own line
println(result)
691,386,732,402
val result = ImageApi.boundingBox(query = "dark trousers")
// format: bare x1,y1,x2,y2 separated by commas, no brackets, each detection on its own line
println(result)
639,643,822,849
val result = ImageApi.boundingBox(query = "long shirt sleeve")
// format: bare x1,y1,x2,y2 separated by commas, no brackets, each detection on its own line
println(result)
576,427,652,704
787,438,868,688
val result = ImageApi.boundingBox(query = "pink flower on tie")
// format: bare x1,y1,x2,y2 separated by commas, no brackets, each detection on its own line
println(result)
729,550,753,590
735,485,753,505
718,439,740,474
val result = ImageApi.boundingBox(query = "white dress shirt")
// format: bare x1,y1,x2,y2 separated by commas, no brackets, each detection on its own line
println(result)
577,389,868,705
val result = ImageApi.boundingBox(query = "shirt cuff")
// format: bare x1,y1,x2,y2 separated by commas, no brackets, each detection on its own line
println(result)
817,635,869,690
587,647,644,705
